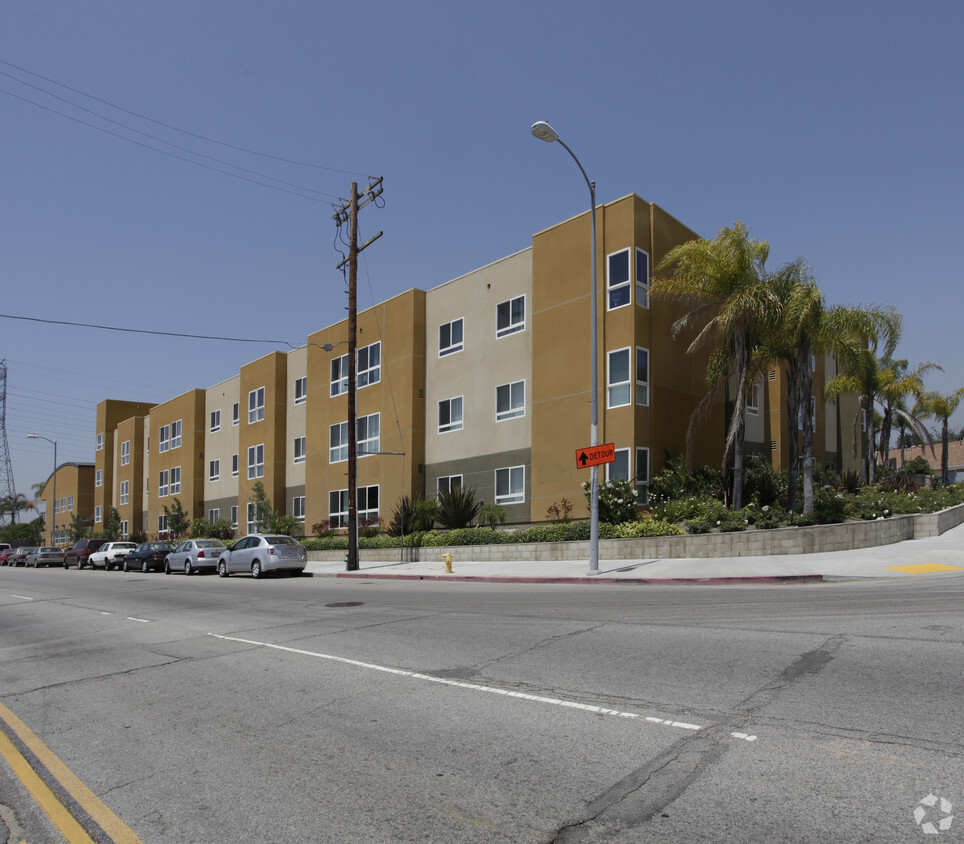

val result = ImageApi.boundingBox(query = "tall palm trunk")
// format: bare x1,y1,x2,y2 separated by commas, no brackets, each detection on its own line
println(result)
785,357,801,512
798,343,815,514
730,330,750,510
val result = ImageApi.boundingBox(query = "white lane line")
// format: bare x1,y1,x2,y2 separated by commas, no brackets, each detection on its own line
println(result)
11,595,34,601
127,617,151,623
209,632,758,742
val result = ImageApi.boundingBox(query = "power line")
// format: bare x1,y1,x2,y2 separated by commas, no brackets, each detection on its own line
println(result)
0,58,373,178
0,313,299,346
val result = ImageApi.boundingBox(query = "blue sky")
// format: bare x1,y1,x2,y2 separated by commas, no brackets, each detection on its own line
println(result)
4,0,963,499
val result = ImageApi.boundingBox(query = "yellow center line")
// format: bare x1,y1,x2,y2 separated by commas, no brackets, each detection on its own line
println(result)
0,702,143,844
887,563,964,574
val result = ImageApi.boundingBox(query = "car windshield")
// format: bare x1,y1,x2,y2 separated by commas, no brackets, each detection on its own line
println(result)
265,536,296,545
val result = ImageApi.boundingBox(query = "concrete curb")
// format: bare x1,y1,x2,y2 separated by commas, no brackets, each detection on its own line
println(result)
335,572,826,586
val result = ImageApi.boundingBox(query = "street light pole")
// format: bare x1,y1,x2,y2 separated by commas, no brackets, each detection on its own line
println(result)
27,434,57,546
531,121,600,576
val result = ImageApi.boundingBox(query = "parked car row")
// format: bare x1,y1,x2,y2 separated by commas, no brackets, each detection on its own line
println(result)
2,535,308,578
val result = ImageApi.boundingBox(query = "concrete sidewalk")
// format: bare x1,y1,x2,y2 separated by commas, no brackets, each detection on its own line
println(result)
305,522,964,585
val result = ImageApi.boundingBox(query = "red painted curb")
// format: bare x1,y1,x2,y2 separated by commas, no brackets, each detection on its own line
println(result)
335,572,825,585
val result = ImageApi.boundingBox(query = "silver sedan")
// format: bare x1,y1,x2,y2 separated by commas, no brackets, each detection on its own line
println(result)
164,539,227,575
216,535,307,579
25,547,65,567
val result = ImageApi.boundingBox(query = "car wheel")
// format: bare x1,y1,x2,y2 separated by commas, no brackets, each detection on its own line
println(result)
185,561,193,576
251,561,262,579
218,561,228,578
164,561,171,575
123,560,130,572
141,560,149,573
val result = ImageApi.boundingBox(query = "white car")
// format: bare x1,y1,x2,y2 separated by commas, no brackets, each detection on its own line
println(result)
25,547,65,567
164,539,227,575
216,535,307,579
88,542,138,571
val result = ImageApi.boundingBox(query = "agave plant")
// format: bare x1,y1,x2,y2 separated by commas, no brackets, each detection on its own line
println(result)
386,494,437,536
435,486,480,529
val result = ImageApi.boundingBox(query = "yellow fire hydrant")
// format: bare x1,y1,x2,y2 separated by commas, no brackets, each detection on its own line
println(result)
442,552,453,573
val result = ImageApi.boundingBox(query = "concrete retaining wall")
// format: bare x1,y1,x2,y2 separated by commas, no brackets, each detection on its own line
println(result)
308,503,964,563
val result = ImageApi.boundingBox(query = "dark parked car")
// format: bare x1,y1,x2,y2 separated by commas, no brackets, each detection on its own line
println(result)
64,538,110,569
123,542,175,573
0,547,16,566
12,547,38,567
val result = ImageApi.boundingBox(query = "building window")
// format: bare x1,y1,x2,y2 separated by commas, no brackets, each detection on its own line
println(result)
294,436,306,464
121,440,130,466
209,459,220,481
330,354,348,397
358,413,379,457
95,469,103,487
747,381,760,415
247,502,257,533
171,419,182,449
232,402,240,426
607,249,631,310
170,466,181,495
607,448,630,482
232,454,239,477
495,466,525,505
358,342,381,388
359,485,379,521
67,495,73,512
247,444,264,479
230,505,238,529
120,480,129,505
208,508,220,522
329,489,348,528
438,397,463,433
496,296,525,338
248,387,265,424
437,475,462,496
120,520,128,539
96,433,104,451
496,381,525,421
439,318,463,357
607,348,631,408
95,505,102,523
158,514,168,533
293,496,305,521
158,470,169,497
210,410,221,432
636,248,650,308
329,421,348,463
159,424,170,453
636,347,650,407
636,447,650,504
294,376,307,405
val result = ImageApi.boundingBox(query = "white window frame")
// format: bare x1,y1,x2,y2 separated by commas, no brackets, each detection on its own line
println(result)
438,397,463,434
358,485,379,522
292,496,306,521
439,318,464,357
607,249,631,310
96,432,104,451
247,502,257,533
159,424,170,453
294,376,307,405
230,505,238,529
95,505,103,523
330,354,349,397
294,436,306,464
208,508,220,522
495,465,525,505
121,440,130,466
329,421,348,463
210,410,221,432
120,480,129,505
95,469,103,488
158,514,168,533
170,466,181,495
607,347,632,408
747,381,760,415
329,489,348,528
248,387,265,424
437,475,462,496
496,295,525,338
247,444,264,479
209,459,220,482
357,342,381,388
636,447,650,504
171,419,182,449
358,413,380,457
636,248,650,308
232,402,240,426
636,346,650,407
67,495,73,512
158,469,169,498
120,520,128,539
232,454,239,477
607,448,631,482
496,380,525,421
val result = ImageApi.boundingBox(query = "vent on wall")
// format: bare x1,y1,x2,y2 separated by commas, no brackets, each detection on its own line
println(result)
418,464,424,474
418,388,424,399
770,441,777,450
768,371,777,381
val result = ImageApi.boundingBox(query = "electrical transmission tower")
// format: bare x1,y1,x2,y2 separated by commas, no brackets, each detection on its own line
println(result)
0,360,16,522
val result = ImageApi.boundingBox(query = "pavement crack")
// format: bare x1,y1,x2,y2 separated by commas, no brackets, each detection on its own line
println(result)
474,625,605,671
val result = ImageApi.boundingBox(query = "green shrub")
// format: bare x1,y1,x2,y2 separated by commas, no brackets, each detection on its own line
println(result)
686,519,713,534
436,486,480,530
477,502,506,529
584,478,639,524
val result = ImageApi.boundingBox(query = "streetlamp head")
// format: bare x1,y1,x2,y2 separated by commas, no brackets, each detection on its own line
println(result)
531,121,559,143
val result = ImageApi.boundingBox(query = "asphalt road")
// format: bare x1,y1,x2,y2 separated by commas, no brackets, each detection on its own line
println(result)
0,567,961,843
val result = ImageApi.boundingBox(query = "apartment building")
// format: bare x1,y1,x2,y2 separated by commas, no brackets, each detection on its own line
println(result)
37,463,95,546
69,193,857,541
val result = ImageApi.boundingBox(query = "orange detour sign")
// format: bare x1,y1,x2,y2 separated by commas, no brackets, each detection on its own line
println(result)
575,443,616,469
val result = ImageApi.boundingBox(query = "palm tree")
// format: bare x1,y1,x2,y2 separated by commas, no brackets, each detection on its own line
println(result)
914,387,964,485
651,221,778,509
824,307,902,484
1,492,35,525
875,359,939,468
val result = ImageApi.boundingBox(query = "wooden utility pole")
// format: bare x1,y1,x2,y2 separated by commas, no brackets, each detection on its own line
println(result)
332,177,383,571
